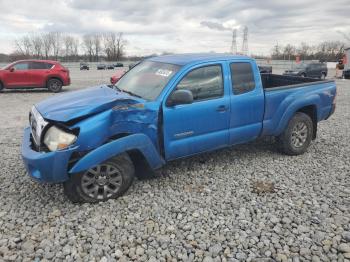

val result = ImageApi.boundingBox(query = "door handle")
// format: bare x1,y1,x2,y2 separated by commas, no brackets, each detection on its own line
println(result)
216,105,228,112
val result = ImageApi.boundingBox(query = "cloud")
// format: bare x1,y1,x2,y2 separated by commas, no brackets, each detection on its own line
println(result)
0,0,349,55
200,21,231,31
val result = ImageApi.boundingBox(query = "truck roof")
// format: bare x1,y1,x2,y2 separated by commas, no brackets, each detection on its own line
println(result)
148,53,251,66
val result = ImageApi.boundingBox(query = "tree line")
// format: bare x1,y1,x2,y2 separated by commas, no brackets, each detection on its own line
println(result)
271,41,346,62
9,32,126,62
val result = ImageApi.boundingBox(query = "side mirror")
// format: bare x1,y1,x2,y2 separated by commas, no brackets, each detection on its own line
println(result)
9,67,15,72
167,89,193,106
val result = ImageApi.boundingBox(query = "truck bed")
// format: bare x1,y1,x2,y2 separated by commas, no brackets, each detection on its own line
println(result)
260,73,336,137
261,74,330,90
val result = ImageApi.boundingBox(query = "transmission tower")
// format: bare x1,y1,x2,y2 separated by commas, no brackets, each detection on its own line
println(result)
230,29,237,54
242,26,249,55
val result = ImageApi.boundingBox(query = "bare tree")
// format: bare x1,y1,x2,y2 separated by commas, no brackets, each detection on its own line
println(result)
92,33,102,62
83,34,95,62
41,33,53,59
317,41,345,61
51,32,61,60
297,42,311,59
116,32,126,60
283,44,296,60
62,35,80,61
103,32,115,61
14,35,32,57
72,37,80,59
62,34,73,61
30,34,43,58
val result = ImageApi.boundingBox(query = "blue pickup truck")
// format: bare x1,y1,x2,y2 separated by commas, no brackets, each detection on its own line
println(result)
21,54,336,203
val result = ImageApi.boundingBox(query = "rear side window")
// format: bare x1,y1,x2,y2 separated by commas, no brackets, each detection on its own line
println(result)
176,65,223,101
230,62,255,95
30,62,53,69
45,63,54,69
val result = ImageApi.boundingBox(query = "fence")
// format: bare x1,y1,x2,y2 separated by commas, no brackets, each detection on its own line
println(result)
0,59,338,72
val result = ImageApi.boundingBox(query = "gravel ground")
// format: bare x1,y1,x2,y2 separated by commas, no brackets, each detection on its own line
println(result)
0,68,349,262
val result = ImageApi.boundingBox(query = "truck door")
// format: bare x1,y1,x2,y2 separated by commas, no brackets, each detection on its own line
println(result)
162,63,230,160
228,61,265,144
5,62,31,88
28,62,50,87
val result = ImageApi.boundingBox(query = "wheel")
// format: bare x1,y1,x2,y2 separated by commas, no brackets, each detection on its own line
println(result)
63,154,135,203
278,112,313,155
47,78,62,93
320,73,326,80
0,82,3,92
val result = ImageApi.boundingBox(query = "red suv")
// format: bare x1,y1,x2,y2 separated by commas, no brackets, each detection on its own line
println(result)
0,60,70,92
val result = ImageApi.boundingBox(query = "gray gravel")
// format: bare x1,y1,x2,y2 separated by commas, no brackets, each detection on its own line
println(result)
0,68,349,261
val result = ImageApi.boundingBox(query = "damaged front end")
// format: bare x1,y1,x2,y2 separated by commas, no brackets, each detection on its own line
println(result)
22,86,164,183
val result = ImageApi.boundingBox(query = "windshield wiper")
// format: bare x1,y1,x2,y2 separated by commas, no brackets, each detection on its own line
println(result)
114,85,122,92
119,89,143,99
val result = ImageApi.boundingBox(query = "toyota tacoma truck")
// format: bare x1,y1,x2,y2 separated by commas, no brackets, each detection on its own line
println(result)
21,54,337,203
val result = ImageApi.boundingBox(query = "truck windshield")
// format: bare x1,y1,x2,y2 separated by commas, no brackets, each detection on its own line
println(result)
116,61,180,100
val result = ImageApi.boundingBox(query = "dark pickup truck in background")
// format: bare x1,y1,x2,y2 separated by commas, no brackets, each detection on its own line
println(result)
258,65,272,74
284,62,328,79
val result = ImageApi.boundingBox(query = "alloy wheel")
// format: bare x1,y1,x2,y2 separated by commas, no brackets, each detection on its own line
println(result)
81,164,123,200
291,122,308,148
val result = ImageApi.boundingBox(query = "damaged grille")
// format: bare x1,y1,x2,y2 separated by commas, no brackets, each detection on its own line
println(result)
29,106,48,147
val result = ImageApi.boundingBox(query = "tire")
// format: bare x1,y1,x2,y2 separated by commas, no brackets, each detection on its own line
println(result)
63,153,135,203
47,78,63,93
0,82,3,92
320,73,326,80
278,112,313,156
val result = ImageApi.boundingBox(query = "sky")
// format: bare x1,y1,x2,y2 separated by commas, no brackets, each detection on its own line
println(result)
0,0,350,56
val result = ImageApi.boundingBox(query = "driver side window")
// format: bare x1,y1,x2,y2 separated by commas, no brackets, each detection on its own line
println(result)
13,62,29,70
176,65,223,101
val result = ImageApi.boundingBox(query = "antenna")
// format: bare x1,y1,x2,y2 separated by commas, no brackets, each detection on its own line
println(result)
230,29,237,54
242,26,249,55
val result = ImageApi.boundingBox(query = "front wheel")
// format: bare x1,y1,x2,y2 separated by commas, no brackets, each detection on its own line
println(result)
0,82,3,92
278,112,313,155
64,154,135,203
47,78,63,93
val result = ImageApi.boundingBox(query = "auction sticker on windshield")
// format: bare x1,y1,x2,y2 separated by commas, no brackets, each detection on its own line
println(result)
155,69,173,77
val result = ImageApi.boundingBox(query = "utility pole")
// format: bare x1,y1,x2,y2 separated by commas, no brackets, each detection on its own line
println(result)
242,26,249,55
230,29,237,54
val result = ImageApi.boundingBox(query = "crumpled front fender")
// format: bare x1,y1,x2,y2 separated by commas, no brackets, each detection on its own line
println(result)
69,133,165,174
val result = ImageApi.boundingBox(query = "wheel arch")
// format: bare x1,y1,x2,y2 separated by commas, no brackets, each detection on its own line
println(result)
46,76,63,87
106,133,157,178
69,133,165,175
275,95,320,138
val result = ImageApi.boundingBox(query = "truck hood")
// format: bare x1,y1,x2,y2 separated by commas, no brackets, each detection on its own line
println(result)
35,85,140,122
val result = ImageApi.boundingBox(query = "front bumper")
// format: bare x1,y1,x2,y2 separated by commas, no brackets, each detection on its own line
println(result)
21,127,76,183
64,77,71,86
